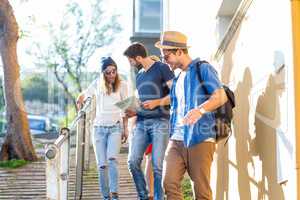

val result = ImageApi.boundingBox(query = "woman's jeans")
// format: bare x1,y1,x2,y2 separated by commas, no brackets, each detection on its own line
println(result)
128,118,169,200
93,123,122,199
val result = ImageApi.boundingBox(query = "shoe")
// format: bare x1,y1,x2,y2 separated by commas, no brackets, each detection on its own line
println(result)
111,192,119,200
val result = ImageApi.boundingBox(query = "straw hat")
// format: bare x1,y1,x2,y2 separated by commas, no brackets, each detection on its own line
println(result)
155,31,190,49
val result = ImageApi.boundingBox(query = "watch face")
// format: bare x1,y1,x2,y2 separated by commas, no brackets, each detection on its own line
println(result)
199,107,206,114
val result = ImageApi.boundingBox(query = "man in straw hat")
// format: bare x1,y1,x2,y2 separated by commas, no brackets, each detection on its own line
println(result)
155,31,228,200
123,42,174,200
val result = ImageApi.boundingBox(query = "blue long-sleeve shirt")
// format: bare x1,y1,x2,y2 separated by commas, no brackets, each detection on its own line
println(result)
169,58,222,147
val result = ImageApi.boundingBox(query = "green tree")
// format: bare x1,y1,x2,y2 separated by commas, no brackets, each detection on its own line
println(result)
22,75,48,103
30,0,121,110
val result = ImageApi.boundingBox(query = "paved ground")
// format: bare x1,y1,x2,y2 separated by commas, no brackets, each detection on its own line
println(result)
0,136,138,200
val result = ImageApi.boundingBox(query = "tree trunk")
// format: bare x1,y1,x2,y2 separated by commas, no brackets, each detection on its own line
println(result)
0,0,37,161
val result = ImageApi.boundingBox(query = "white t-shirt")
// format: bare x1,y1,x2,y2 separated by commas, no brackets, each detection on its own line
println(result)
84,78,128,126
171,71,186,141
171,71,215,143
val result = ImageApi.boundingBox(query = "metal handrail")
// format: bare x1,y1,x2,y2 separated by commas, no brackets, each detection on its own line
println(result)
45,97,92,160
45,97,92,200
45,128,70,160
69,97,92,133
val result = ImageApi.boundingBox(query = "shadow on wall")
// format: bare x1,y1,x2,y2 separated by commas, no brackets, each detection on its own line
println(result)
228,64,285,200
215,25,241,200
251,51,286,200
216,25,287,199
233,68,254,200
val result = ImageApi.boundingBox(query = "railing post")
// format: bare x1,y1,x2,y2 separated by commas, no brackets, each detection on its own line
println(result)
46,97,91,200
46,144,59,200
74,111,86,200
84,111,91,171
46,128,70,200
83,96,95,171
59,128,70,199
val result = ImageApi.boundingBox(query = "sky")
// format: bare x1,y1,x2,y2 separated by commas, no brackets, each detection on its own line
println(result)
163,0,223,61
5,0,223,76
9,0,133,76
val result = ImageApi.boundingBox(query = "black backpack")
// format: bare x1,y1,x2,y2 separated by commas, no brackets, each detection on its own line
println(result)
196,61,235,144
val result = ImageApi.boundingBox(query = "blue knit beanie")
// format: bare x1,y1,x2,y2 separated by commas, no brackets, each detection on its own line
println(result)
101,57,117,72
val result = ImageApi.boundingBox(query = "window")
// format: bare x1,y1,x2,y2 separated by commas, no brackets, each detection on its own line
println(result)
134,0,162,33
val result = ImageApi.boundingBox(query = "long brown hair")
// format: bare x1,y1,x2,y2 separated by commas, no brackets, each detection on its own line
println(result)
100,70,121,95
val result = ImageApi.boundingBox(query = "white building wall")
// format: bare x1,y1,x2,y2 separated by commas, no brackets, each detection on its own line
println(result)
162,0,222,61
163,0,296,199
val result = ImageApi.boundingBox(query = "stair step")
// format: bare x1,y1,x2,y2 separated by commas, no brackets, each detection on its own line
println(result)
0,150,138,199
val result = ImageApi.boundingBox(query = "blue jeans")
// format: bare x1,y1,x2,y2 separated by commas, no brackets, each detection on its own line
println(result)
128,118,169,200
93,124,122,199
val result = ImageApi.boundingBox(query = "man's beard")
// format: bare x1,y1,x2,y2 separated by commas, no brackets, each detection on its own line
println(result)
132,59,143,71
135,63,143,71
132,65,142,76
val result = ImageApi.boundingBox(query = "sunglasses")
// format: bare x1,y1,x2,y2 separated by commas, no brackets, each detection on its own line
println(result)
161,52,171,61
104,69,117,75
161,50,177,61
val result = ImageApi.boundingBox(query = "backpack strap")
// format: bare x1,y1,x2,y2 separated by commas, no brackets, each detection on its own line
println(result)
196,60,209,95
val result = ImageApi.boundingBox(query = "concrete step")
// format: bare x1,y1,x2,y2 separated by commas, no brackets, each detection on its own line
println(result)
0,150,138,200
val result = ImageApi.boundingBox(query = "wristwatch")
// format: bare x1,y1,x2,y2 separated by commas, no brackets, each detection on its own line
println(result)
198,107,207,115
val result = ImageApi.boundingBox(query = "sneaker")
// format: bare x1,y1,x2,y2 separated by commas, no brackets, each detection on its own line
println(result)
111,193,119,200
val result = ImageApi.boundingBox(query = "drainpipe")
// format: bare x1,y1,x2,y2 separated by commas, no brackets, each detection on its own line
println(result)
291,0,300,198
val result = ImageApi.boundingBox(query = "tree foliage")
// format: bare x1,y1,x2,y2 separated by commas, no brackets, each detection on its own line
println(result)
21,74,66,104
22,75,48,102
30,0,122,110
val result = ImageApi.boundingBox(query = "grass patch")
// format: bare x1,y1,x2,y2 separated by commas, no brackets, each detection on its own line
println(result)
35,143,44,148
182,177,193,200
0,159,29,169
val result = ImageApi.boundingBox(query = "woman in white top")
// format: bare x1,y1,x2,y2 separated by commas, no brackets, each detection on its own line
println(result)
77,57,128,200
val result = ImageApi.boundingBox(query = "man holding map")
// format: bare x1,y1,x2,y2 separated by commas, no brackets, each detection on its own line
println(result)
123,43,174,200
